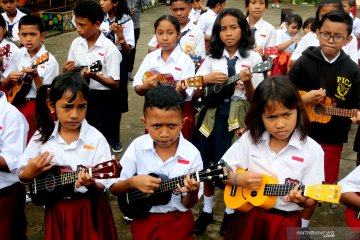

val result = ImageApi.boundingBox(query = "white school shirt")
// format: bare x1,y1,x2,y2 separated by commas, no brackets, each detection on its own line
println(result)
67,33,122,90
196,49,264,100
0,92,28,189
0,38,19,72
197,8,217,36
148,21,206,58
189,8,201,24
118,133,203,213
99,13,135,49
290,31,358,63
275,28,299,53
222,130,325,211
350,13,360,35
247,17,277,49
18,120,113,191
3,44,59,99
133,45,195,100
338,166,360,193
2,9,26,42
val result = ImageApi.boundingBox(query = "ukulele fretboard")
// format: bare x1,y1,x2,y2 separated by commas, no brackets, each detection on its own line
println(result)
263,184,305,196
325,107,358,118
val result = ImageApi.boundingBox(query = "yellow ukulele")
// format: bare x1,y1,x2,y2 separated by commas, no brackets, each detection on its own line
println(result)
299,90,358,124
224,169,341,212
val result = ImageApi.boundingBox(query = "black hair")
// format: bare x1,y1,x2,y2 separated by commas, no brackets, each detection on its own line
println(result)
209,8,254,59
280,8,296,25
302,17,315,29
35,73,90,143
170,0,194,4
311,0,343,32
112,0,131,20
143,85,184,116
286,14,303,29
207,0,226,8
319,9,353,35
19,15,44,33
343,0,356,7
74,0,104,24
245,75,309,144
0,14,8,39
154,15,180,34
245,0,269,9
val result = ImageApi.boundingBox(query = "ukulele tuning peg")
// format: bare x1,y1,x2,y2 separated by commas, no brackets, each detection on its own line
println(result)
322,181,327,184
219,174,224,179
99,173,104,178
329,203,338,209
317,201,323,207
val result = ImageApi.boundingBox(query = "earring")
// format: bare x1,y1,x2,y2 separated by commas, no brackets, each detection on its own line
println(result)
51,110,54,114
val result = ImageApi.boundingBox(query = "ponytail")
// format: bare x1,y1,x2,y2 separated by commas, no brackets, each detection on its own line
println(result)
35,84,55,143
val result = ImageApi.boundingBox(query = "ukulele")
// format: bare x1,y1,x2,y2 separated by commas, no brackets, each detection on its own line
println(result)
29,159,121,206
224,169,341,212
117,162,229,218
74,60,103,74
202,60,273,107
6,52,49,105
299,90,358,124
345,193,360,233
143,70,204,89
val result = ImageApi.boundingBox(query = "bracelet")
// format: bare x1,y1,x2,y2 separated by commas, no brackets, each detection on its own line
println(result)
18,169,29,184
234,173,238,188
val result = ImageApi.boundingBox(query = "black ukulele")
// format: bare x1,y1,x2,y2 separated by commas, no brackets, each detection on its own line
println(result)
117,162,229,218
202,60,273,108
29,160,121,206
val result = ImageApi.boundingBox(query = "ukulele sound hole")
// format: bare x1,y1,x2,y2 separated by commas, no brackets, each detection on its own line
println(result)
45,174,56,192
250,191,257,197
314,103,325,114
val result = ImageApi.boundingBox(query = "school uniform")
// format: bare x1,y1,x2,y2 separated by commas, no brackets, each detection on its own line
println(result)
197,8,217,37
222,130,325,240
147,20,206,60
189,8,201,24
67,33,122,146
247,17,277,49
118,133,203,240
275,28,298,53
0,92,28,240
339,166,360,193
350,13,360,36
1,9,27,44
19,119,117,240
193,49,263,168
3,44,59,142
290,31,359,63
0,38,19,72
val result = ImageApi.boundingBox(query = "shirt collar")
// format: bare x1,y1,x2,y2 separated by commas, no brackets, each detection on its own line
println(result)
23,44,47,60
247,17,264,30
50,119,89,144
156,45,182,62
207,8,217,16
222,49,241,60
261,130,303,151
79,31,106,49
320,50,340,63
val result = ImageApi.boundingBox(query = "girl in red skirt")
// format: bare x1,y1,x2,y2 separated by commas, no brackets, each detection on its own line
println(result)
18,73,118,240
221,76,325,240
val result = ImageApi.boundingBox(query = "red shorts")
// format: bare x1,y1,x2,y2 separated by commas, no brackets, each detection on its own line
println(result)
131,210,194,240
320,143,343,184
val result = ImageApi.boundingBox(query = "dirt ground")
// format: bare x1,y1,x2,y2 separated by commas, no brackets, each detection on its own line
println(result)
24,1,360,239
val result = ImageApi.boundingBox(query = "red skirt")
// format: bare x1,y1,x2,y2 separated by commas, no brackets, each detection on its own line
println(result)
45,194,118,240
131,210,194,240
16,99,36,143
225,208,301,240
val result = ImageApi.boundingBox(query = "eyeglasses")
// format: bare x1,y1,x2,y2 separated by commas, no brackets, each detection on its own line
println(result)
319,32,347,43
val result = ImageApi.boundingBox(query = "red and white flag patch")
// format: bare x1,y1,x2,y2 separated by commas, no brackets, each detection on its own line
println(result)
241,64,251,68
292,156,304,162
98,52,105,56
178,159,190,164
175,67,182,71
260,34,266,37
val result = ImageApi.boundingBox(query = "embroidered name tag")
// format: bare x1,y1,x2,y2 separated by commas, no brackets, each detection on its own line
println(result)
98,53,105,56
83,144,95,150
292,156,304,162
260,34,267,37
189,34,195,38
175,67,182,71
178,159,190,164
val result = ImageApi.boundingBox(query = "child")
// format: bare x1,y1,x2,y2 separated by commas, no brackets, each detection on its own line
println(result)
271,0,279,8
2,14,59,143
109,85,202,240
342,0,360,38
271,14,302,75
246,0,276,59
302,17,315,35
100,0,135,153
192,8,264,236
278,8,297,30
0,90,28,240
290,0,358,64
339,166,360,221
147,0,206,66
0,14,19,73
134,15,196,140
196,0,226,51
189,0,206,24
289,10,360,228
18,73,118,240
0,0,27,46
222,76,325,240
63,0,122,150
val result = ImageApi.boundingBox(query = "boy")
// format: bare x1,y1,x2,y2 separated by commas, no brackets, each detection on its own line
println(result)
147,0,206,65
63,0,122,149
189,0,206,24
342,0,360,39
1,15,59,142
0,0,27,45
0,90,28,239
289,10,360,227
109,85,203,239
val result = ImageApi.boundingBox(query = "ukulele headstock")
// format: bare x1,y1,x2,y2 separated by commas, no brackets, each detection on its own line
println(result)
305,184,341,204
184,76,203,89
78,159,122,179
34,52,49,66
197,161,229,182
250,59,273,73
0,44,11,57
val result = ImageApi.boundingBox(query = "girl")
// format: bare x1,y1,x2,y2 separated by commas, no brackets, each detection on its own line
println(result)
291,0,358,64
302,17,315,35
17,73,118,240
222,76,325,240
192,8,264,236
133,15,196,140
0,14,18,74
278,8,296,30
100,0,135,153
246,0,276,58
